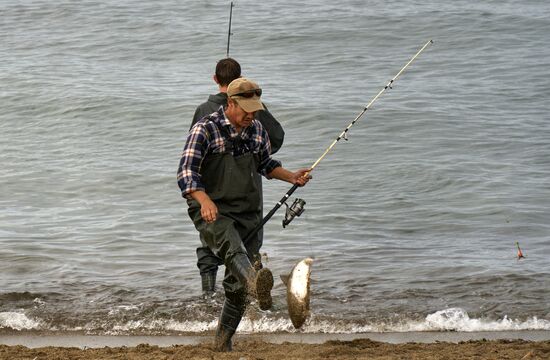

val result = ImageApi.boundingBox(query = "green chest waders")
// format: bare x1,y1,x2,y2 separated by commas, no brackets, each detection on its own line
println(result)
187,147,262,280
187,137,273,351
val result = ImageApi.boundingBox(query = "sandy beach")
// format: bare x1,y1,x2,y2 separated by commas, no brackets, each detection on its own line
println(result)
1,338,550,359
2,4,550,360
1,332,550,359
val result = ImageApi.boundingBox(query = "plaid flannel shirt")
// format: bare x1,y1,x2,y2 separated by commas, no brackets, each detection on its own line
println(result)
177,107,282,198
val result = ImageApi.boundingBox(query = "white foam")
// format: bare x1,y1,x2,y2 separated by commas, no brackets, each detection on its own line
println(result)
238,317,295,332
0,312,41,331
70,312,550,334
327,308,550,333
106,319,217,334
33,298,46,306
4,307,549,334
107,304,140,316
97,316,300,334
404,308,550,332
238,309,550,334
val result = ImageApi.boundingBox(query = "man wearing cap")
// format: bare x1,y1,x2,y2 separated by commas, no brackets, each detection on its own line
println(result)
177,78,311,351
190,58,285,297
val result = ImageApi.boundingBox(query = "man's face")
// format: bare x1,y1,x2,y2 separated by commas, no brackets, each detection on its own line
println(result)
226,100,256,131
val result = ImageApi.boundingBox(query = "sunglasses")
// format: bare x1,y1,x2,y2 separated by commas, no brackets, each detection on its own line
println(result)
230,88,262,98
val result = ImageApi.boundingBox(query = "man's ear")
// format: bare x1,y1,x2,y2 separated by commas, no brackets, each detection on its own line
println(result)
226,98,237,112
213,75,219,85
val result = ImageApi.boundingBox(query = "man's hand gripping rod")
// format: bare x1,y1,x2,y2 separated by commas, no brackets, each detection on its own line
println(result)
243,40,434,243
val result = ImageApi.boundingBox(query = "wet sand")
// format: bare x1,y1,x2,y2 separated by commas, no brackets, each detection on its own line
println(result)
1,332,550,359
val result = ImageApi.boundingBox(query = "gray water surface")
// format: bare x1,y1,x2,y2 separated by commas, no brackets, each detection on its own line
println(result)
1,0,550,334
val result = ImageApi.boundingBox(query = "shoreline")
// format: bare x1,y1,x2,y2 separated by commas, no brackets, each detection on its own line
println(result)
1,330,550,348
1,332,550,360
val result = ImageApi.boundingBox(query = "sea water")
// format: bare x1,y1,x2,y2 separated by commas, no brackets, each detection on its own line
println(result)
1,0,550,334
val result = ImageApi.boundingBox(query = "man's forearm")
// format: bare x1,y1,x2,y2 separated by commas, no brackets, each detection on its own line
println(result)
190,190,212,206
267,166,295,183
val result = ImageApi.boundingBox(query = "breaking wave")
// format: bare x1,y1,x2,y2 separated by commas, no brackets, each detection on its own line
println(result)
2,308,549,334
0,312,41,331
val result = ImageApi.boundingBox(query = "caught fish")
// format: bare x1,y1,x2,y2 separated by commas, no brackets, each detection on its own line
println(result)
280,258,313,329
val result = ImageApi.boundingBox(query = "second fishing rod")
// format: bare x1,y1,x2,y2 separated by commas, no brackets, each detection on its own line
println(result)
243,39,434,243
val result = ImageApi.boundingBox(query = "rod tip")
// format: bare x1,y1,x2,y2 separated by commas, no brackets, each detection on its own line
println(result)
430,39,434,44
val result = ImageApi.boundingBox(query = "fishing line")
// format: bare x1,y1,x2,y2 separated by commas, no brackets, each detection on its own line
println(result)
243,40,434,243
306,221,316,260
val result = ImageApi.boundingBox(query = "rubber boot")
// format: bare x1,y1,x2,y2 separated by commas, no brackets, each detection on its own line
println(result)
226,253,273,310
201,272,216,298
215,323,235,352
214,297,245,352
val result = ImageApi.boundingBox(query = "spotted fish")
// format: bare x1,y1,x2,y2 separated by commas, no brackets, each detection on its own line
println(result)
280,258,313,329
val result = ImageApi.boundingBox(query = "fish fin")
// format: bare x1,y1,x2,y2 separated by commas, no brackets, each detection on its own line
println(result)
280,274,290,287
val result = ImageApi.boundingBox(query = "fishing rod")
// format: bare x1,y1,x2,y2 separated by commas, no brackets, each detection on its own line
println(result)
243,40,434,243
226,2,234,57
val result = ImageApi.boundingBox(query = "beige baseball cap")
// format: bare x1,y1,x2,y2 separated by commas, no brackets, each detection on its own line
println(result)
227,77,265,113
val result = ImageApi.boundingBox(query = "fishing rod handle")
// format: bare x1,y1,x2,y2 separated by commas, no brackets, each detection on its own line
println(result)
243,183,299,243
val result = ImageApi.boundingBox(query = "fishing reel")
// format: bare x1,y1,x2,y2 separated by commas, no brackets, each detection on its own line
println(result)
283,198,306,228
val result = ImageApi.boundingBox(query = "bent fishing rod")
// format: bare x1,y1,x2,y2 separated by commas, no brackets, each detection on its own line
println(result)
226,2,234,57
243,39,434,243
